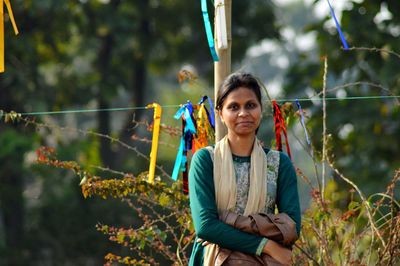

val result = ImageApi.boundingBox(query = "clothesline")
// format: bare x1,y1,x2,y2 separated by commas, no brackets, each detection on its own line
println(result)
2,95,399,117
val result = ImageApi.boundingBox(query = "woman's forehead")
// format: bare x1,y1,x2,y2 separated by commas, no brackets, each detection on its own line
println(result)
224,87,258,101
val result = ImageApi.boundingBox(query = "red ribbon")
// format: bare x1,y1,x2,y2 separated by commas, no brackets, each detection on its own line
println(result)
183,163,189,195
272,100,292,159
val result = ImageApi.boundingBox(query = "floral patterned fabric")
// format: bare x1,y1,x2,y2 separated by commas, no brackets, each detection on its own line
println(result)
230,150,280,215
265,150,280,213
233,158,251,215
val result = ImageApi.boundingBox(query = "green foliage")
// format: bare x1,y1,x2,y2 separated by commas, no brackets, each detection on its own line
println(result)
284,1,400,193
2,1,400,265
33,126,400,265
0,127,32,161
1,4,280,261
294,175,400,265
35,146,193,265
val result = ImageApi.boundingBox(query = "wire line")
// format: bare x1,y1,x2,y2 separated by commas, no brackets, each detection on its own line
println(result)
5,95,400,117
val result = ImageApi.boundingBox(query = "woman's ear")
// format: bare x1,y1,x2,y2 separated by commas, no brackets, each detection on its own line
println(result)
218,109,224,123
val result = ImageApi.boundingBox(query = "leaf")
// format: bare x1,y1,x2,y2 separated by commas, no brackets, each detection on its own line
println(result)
348,201,360,210
117,232,125,244
158,192,170,207
79,176,88,186
101,225,109,233
139,239,146,250
159,231,167,242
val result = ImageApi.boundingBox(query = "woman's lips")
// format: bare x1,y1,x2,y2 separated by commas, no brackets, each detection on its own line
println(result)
236,121,253,126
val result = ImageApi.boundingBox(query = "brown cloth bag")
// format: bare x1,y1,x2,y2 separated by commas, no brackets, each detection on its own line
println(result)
213,211,298,266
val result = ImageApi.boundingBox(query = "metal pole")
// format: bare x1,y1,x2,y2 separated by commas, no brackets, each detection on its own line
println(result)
214,0,231,142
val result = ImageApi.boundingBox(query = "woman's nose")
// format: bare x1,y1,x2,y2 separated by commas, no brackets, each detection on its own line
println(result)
238,108,249,117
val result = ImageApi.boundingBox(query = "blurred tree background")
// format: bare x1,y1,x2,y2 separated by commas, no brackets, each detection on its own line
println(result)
0,0,399,265
281,0,400,195
0,0,278,265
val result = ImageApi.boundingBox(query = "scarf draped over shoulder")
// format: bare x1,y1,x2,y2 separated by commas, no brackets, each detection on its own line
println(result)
204,135,268,265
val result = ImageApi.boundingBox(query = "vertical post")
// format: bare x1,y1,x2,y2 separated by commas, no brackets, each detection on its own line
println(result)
214,0,231,142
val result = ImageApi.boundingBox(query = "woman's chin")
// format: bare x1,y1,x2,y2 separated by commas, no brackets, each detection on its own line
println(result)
233,128,256,136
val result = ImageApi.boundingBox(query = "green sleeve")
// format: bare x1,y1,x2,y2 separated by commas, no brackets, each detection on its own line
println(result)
276,152,302,235
189,148,265,254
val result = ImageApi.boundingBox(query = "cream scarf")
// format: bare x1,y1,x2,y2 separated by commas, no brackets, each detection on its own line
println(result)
203,135,268,265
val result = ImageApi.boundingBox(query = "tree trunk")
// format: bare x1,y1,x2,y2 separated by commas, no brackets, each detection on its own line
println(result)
0,172,24,264
118,3,150,163
98,97,114,168
97,29,115,169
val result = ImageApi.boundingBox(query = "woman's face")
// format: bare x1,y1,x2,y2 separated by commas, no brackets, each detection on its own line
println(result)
218,87,262,138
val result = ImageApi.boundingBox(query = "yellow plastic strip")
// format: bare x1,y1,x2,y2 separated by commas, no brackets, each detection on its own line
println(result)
4,0,19,35
1,0,19,73
146,103,162,184
1,2,4,72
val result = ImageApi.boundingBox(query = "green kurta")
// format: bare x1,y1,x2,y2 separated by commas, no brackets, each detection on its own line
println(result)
188,147,301,266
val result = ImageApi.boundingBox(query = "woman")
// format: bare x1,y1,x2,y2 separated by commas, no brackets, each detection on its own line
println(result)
188,72,301,265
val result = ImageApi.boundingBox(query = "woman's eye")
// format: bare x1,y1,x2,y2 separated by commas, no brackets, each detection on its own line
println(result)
246,102,257,109
228,105,239,110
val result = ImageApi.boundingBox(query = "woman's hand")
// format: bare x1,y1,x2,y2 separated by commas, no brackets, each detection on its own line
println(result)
196,238,211,246
262,239,292,266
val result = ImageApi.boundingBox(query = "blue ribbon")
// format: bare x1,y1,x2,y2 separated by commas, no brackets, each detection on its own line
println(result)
206,96,215,128
295,99,311,146
173,106,185,120
186,100,194,115
327,0,349,50
201,0,219,61
172,138,185,180
184,102,196,134
171,102,197,181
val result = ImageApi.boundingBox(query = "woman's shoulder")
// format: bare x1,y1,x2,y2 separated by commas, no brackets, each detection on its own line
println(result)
191,146,213,164
262,147,279,158
189,147,214,182
262,147,292,164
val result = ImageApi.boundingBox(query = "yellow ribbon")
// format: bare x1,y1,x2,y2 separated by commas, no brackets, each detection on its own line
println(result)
1,0,19,73
193,103,210,151
146,103,162,184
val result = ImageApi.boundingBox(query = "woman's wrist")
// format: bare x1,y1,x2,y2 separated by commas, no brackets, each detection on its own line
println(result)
256,238,269,256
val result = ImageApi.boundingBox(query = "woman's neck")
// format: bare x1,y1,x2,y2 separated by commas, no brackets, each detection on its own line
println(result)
227,133,256,156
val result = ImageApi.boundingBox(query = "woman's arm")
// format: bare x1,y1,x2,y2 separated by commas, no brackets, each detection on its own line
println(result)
276,152,301,235
189,148,265,255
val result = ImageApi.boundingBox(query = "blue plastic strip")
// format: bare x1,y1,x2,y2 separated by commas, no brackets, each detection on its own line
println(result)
184,108,197,134
187,100,194,115
172,102,197,181
197,96,206,105
171,137,185,181
206,96,216,128
201,0,219,61
327,0,349,50
181,154,187,172
174,106,185,120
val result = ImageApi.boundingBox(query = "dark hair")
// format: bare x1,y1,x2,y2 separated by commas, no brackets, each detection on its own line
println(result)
216,72,262,110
